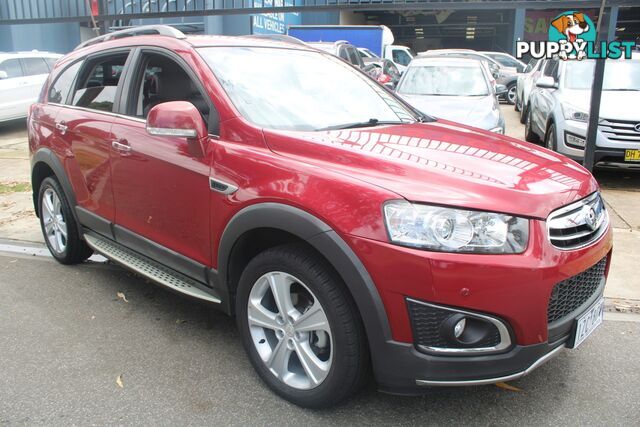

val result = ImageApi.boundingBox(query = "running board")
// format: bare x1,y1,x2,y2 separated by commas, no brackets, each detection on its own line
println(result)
84,233,221,304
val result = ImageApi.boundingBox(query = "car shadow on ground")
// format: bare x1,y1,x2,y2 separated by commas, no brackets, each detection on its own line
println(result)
49,258,632,424
594,168,640,190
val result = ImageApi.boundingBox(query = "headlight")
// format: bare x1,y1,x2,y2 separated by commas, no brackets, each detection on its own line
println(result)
562,104,589,122
490,126,504,134
383,201,529,254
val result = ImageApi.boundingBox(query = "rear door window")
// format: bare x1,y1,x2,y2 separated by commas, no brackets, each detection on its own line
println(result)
45,58,58,70
71,53,129,112
543,59,559,79
338,46,350,62
21,58,50,76
0,59,24,78
48,61,83,104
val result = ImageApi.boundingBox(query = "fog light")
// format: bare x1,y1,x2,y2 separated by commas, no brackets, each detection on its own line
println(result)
454,318,466,338
565,132,586,148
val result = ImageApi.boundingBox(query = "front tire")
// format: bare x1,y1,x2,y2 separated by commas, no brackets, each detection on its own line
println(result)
506,83,517,105
524,105,540,144
38,177,92,264
519,100,528,124
545,123,557,152
236,244,368,408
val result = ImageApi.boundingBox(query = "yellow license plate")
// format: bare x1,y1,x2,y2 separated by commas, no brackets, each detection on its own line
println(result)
625,149,640,162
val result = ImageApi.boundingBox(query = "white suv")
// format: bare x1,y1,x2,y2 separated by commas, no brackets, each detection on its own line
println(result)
0,51,62,124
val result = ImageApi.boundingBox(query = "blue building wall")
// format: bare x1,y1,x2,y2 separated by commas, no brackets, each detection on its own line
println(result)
0,7,339,53
0,22,81,53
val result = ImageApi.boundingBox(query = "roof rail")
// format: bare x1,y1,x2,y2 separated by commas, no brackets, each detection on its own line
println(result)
75,25,186,51
241,34,308,46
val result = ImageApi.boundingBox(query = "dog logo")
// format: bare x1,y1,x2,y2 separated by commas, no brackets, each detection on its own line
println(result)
548,11,596,60
517,10,632,61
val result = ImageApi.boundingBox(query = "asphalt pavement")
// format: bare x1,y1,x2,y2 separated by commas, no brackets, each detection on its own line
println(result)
1,249,639,425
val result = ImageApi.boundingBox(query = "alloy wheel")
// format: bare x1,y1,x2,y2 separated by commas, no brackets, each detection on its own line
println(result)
41,188,67,254
507,85,517,104
247,271,332,390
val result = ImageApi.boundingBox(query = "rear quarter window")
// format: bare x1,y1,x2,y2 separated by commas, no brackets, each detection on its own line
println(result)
48,61,83,104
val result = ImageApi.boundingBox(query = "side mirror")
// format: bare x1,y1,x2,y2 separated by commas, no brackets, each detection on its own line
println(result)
146,101,207,140
0,71,8,80
536,76,557,89
495,84,508,96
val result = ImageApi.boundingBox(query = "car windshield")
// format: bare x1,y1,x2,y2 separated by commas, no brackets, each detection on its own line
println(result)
397,65,489,96
487,54,520,68
198,47,417,131
564,59,640,91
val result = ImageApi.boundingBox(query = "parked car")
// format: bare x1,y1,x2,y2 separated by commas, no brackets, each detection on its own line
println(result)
525,55,640,168
288,25,413,73
362,58,402,88
515,58,546,123
307,40,365,69
30,25,612,409
419,49,519,104
0,51,62,124
396,56,505,133
480,51,527,73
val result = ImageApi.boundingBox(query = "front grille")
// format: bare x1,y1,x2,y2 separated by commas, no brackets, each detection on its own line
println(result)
547,192,608,250
599,119,640,143
407,300,501,349
547,257,607,324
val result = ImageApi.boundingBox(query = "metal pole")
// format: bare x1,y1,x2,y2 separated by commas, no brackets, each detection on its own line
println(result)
583,0,610,171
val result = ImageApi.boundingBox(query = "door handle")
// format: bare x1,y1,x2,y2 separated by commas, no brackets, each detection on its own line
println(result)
55,121,67,135
112,140,132,154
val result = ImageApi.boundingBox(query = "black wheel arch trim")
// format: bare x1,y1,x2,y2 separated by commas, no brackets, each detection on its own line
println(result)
31,147,83,235
218,202,394,367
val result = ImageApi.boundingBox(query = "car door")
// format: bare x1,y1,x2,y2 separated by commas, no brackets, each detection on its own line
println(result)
0,58,29,120
20,57,52,110
53,50,132,228
108,48,213,274
533,59,559,136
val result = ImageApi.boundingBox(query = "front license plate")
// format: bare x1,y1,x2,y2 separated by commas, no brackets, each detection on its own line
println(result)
571,297,604,349
624,149,640,162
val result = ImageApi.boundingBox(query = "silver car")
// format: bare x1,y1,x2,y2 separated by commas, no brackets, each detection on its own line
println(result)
419,49,519,105
396,56,505,133
525,55,640,168
515,58,545,123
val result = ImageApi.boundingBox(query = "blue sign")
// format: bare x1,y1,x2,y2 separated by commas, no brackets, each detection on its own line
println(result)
252,0,301,35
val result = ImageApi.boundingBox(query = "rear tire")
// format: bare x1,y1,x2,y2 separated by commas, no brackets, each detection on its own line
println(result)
38,177,92,264
524,105,540,144
236,244,369,408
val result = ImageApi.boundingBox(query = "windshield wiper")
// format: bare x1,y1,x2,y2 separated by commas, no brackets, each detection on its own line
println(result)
317,118,404,131
604,88,640,91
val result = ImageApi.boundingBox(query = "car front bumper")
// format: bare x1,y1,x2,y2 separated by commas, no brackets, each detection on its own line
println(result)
346,217,612,394
554,118,640,168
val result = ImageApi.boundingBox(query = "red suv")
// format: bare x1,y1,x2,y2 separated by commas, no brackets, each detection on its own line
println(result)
29,26,612,408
